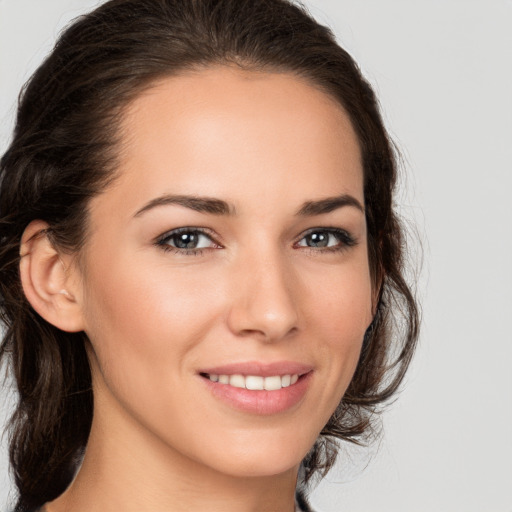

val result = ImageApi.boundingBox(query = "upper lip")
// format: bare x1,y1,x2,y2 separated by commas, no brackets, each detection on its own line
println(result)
198,361,313,377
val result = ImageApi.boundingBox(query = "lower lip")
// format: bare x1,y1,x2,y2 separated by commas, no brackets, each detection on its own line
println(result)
200,372,313,415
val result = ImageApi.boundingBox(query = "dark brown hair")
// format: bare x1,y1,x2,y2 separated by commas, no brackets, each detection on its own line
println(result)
0,0,419,510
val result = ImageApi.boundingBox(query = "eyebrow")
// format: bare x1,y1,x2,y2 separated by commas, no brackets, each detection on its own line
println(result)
296,194,365,216
134,194,236,217
133,193,364,218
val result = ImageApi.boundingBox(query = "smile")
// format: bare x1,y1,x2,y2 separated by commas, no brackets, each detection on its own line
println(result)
198,363,313,415
203,373,300,390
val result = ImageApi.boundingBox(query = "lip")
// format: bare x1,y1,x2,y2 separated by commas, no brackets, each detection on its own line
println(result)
198,361,313,377
197,361,314,415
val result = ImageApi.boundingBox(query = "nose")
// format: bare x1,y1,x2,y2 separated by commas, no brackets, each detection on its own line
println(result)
226,249,300,342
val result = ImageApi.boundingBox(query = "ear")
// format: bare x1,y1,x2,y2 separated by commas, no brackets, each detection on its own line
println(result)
19,220,85,332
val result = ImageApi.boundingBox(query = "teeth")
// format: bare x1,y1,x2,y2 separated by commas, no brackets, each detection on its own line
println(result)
207,373,300,390
245,375,264,390
281,374,291,387
229,374,245,388
264,375,282,391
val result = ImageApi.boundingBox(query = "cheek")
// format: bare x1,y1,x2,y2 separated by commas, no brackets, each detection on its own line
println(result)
303,258,373,405
306,254,373,336
80,253,229,454
81,252,222,390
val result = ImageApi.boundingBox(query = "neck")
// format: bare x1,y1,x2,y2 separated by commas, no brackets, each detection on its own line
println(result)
46,379,300,512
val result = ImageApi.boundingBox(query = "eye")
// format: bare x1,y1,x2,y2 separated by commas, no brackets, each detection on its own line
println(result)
296,228,356,251
156,227,220,253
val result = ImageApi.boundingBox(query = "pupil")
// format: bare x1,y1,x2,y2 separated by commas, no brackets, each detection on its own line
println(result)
308,232,328,247
175,232,198,249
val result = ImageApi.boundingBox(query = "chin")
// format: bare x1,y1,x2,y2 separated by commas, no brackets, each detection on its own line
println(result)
213,455,302,479
193,430,316,479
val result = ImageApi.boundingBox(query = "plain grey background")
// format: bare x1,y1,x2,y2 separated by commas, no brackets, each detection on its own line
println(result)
1,1,511,511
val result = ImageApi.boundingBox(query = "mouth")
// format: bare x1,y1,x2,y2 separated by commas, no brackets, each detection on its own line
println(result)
200,372,301,391
198,362,313,415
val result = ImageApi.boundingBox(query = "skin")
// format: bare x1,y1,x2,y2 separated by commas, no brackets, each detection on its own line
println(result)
26,66,373,512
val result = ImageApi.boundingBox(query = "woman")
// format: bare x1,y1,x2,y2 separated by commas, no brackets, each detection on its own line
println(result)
0,0,419,511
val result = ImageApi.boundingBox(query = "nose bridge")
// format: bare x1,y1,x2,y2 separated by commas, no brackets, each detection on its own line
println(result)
227,242,299,341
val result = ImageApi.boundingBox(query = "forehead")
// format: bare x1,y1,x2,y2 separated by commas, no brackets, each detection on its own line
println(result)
92,66,363,220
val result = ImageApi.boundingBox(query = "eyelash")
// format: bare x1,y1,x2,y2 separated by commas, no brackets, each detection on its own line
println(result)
155,227,357,256
155,227,220,256
297,227,357,254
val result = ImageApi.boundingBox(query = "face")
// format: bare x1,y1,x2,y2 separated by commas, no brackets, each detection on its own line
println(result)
77,66,373,479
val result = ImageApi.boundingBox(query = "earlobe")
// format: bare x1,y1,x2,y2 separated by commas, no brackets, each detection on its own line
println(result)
19,220,85,333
